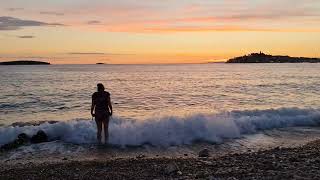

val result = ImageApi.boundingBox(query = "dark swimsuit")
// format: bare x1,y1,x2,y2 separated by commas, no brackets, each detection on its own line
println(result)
92,91,110,119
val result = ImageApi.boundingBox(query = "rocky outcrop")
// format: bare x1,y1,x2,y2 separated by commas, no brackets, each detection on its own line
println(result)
0,133,30,151
30,130,48,144
0,60,50,65
227,52,320,63
0,130,49,152
198,148,210,157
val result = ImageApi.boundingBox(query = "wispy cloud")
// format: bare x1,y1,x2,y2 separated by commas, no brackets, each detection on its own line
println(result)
7,8,24,12
0,16,64,31
67,52,135,56
40,11,64,16
87,20,101,25
69,0,320,33
67,52,106,55
17,35,35,38
3,1,320,33
0,55,48,59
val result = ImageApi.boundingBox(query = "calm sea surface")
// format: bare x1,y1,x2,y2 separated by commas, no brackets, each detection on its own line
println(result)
1,63,320,125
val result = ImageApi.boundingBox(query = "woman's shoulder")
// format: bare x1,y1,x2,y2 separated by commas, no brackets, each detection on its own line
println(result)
92,91,110,98
104,91,110,96
92,92,96,97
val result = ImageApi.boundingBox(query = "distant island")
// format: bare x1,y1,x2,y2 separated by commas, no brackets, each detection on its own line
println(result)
0,60,50,65
96,63,105,64
226,52,320,63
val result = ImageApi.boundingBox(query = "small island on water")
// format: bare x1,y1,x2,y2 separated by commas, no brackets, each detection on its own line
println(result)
226,52,320,63
0,60,50,65
96,63,105,64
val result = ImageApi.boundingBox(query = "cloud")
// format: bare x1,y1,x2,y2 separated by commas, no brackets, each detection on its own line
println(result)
87,20,101,25
3,1,320,33
7,8,24,12
17,35,35,38
101,24,279,33
0,16,64,31
0,55,48,59
0,55,78,60
71,0,320,33
17,35,35,39
67,52,106,55
67,52,134,56
40,11,64,16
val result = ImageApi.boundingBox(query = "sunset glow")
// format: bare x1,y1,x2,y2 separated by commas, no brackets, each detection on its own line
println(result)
1,0,320,64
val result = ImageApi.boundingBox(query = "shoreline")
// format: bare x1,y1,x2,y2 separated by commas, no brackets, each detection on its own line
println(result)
1,139,320,179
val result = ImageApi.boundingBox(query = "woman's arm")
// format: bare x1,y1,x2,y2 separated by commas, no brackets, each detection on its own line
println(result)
91,95,95,117
108,96,113,116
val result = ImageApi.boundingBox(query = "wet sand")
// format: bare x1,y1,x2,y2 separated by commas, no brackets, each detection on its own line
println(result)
1,139,320,179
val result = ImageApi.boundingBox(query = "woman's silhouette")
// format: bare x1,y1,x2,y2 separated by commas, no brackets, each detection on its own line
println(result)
91,83,113,144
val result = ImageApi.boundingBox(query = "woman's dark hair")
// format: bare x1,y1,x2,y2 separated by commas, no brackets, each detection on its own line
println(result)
97,83,105,92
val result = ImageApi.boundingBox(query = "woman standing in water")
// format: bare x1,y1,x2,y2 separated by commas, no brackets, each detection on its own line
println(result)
91,83,113,144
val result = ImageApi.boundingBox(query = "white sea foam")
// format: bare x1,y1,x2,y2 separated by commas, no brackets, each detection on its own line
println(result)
1,108,320,147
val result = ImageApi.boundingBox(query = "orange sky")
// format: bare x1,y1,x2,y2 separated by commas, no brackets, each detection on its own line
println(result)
1,0,320,64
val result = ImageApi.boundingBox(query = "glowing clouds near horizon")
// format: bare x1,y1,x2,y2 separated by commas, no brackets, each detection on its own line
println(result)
0,0,320,63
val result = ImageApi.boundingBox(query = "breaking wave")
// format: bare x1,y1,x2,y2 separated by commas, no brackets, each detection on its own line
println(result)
1,107,320,147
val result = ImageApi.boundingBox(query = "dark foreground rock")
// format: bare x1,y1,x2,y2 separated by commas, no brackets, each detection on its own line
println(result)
30,130,48,144
1,130,48,152
1,139,320,179
198,148,210,157
0,133,30,151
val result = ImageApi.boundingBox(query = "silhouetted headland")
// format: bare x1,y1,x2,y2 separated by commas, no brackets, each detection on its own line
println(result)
0,60,50,65
226,52,320,63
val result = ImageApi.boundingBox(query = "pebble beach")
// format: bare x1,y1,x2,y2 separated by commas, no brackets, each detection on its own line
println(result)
1,139,320,179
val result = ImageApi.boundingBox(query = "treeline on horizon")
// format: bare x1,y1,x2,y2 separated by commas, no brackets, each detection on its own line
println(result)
226,52,320,63
0,60,50,65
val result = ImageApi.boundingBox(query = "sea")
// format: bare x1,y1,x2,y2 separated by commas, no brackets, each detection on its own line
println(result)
1,63,320,161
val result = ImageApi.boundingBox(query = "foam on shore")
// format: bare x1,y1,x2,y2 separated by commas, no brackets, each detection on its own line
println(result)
1,107,320,147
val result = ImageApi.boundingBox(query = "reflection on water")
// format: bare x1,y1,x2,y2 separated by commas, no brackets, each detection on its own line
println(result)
1,63,320,124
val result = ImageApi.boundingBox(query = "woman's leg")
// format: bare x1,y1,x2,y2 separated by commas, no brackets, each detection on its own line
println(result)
95,118,103,143
103,116,110,144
